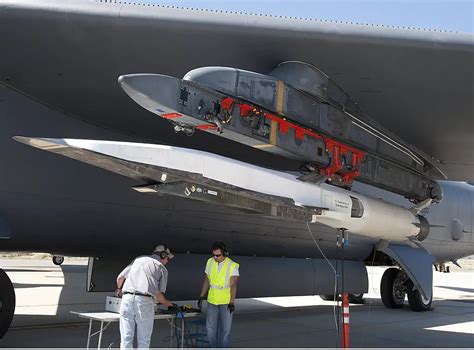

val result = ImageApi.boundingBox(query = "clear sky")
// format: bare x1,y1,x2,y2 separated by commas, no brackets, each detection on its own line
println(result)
142,0,473,33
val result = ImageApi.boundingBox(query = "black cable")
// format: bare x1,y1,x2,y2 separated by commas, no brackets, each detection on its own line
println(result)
305,222,338,332
181,313,191,348
335,232,340,348
107,338,120,349
341,230,346,347
162,315,180,346
306,222,342,348
341,232,345,296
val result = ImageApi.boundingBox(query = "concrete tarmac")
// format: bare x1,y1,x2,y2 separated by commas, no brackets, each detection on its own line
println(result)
0,258,473,347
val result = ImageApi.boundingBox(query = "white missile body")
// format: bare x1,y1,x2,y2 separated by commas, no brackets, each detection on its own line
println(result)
16,137,426,242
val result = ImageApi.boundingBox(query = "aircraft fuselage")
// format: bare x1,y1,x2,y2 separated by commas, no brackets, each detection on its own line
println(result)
0,84,473,263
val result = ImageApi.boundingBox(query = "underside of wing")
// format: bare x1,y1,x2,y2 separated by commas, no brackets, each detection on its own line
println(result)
1,0,473,182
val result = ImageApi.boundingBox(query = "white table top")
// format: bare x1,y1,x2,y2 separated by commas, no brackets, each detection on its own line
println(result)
71,311,201,322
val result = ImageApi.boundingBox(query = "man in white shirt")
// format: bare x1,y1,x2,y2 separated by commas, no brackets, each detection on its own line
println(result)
115,244,175,349
198,242,239,348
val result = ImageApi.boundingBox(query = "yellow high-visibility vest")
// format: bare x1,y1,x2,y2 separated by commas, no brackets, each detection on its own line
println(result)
206,257,239,305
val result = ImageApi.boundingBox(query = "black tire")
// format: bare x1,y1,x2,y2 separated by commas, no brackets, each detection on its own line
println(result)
320,294,364,303
406,282,432,312
52,255,64,266
0,269,15,339
320,294,336,301
348,293,365,304
380,268,405,309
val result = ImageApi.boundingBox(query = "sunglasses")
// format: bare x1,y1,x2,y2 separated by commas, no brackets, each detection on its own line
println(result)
213,254,222,257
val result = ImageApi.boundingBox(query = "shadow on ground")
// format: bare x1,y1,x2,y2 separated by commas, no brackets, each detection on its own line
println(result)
1,262,473,347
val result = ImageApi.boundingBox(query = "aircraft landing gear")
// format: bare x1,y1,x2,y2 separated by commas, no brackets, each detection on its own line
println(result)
407,281,432,311
52,255,64,266
319,293,365,304
434,263,450,273
0,269,15,338
380,268,407,308
348,293,365,304
380,267,432,311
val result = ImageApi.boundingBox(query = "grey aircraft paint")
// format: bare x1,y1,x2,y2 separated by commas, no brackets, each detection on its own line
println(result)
0,1,472,331
2,81,473,261
0,0,473,180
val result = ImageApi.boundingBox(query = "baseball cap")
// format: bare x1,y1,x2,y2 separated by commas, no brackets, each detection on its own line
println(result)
153,244,175,259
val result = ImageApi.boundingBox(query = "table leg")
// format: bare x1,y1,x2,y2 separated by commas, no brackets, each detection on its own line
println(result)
86,319,93,349
181,318,185,349
97,321,104,349
170,318,173,347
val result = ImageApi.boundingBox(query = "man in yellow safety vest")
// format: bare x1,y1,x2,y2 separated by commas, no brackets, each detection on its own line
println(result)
198,241,239,348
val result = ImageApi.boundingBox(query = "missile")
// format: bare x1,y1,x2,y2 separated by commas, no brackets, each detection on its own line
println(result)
14,137,430,242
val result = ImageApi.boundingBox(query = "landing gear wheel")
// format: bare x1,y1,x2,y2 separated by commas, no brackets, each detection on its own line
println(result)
0,269,15,338
407,282,432,312
348,293,365,304
320,293,365,303
381,268,406,309
52,255,64,266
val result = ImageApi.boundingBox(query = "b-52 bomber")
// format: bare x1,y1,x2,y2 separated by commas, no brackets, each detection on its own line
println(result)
0,0,473,338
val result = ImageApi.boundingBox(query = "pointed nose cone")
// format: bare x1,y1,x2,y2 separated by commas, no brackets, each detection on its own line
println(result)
13,136,68,150
117,73,157,101
117,74,133,91
117,74,181,115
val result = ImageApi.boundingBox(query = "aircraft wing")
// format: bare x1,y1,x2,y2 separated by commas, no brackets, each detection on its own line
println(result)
1,0,473,180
